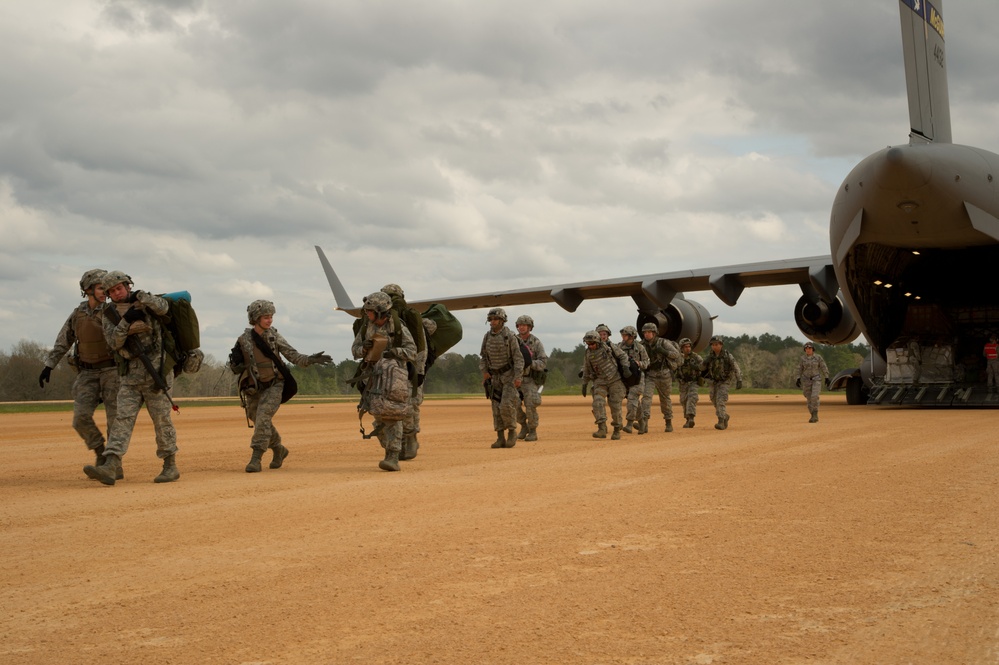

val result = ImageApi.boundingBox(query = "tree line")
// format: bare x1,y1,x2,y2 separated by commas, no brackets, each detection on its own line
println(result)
1,333,867,402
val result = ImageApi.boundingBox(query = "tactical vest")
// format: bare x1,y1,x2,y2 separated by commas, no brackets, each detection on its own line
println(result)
73,307,112,365
704,351,734,382
251,343,277,383
676,354,702,382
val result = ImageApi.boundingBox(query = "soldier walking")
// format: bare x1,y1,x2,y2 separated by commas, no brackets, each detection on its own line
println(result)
702,336,742,430
675,337,704,428
381,284,426,460
515,315,547,442
230,300,331,473
639,322,681,433
83,271,179,485
39,269,121,475
619,326,649,434
796,341,830,423
582,330,629,439
480,308,524,449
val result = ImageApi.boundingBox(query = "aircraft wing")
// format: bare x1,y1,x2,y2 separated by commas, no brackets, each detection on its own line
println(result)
316,246,837,315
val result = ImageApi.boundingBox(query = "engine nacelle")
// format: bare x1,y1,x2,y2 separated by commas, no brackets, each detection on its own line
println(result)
794,293,861,345
636,298,713,352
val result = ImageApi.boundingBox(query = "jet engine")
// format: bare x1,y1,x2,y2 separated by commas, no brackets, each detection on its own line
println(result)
794,293,861,346
636,298,713,352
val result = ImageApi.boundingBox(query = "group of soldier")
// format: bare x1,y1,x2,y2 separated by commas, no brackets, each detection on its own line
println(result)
40,269,832,483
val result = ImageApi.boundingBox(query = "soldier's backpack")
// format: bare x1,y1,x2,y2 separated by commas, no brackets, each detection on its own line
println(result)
420,304,463,371
159,291,204,376
616,344,642,389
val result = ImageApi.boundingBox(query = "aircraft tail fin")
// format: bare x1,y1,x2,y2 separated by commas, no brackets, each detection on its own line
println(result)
315,246,360,315
899,0,952,144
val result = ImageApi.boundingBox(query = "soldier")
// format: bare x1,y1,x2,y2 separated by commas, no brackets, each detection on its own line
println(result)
582,330,630,439
352,292,417,471
515,315,548,442
796,341,830,423
83,271,179,485
702,336,742,430
39,269,121,476
984,334,999,393
381,284,426,461
619,325,649,434
480,308,524,449
639,322,681,433
230,300,332,473
675,337,704,428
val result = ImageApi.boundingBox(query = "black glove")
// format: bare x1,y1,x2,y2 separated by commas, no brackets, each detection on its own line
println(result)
309,352,333,365
825,378,831,390
123,307,145,323
38,366,52,389
581,383,588,397
736,380,743,390
127,290,144,303
362,339,374,351
577,369,584,379
795,378,802,389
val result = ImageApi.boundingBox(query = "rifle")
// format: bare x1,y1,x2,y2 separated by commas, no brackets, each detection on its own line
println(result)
105,304,179,413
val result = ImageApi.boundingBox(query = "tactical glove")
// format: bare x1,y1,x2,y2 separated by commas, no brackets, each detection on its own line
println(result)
127,290,145,303
38,366,52,389
795,378,802,389
309,352,333,365
577,369,584,379
736,380,743,390
123,307,145,323
825,378,831,390
581,383,588,397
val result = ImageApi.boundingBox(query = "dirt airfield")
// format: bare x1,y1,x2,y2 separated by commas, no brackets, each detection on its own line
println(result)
2,394,998,664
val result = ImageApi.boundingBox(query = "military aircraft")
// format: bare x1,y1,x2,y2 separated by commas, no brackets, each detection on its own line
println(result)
319,0,999,407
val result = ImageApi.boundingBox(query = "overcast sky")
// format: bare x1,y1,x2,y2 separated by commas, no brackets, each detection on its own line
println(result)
3,0,998,364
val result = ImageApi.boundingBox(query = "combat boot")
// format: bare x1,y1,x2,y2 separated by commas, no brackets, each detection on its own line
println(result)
400,434,418,460
665,420,674,433
505,428,517,448
154,454,180,483
524,428,538,442
84,455,121,486
517,425,528,440
714,414,729,430
637,419,648,435
622,420,634,434
90,444,124,480
491,432,505,448
269,444,290,469
592,424,608,439
611,427,622,440
683,416,694,429
245,449,264,473
809,410,819,423
379,449,401,472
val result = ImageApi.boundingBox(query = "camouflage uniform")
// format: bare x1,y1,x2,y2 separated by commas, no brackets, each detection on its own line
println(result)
583,333,629,438
102,290,178,471
479,310,525,447
43,299,119,457
515,316,548,441
619,328,650,433
703,339,742,430
797,345,829,423
640,330,681,432
234,310,327,470
675,339,704,427
383,285,427,461
352,298,417,467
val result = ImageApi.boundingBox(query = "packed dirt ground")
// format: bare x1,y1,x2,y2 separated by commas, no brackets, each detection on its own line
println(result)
2,394,998,664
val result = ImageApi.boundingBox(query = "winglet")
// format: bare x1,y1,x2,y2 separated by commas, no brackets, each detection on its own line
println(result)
315,246,360,315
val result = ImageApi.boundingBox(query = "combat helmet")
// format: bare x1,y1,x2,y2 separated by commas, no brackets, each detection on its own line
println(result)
620,325,638,337
709,336,723,344
381,283,405,298
803,341,815,350
101,270,132,293
641,322,659,334
516,314,534,329
595,323,611,335
247,299,276,324
679,337,693,348
363,291,392,316
583,330,600,344
79,269,107,294
486,307,508,322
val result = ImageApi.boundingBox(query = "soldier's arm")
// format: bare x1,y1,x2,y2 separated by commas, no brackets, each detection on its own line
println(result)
44,312,77,368
272,330,312,367
636,345,650,370
135,291,169,317
392,326,417,362
510,333,525,375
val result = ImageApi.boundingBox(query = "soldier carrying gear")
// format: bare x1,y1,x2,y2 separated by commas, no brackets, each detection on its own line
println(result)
480,307,523,449
703,336,742,430
380,283,427,461
619,325,649,434
639,320,681,433
487,307,508,323
675,337,703,428
515,313,547,442
582,328,628,439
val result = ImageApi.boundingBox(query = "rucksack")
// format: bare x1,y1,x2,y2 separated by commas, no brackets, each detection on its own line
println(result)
420,304,463,370
159,291,204,376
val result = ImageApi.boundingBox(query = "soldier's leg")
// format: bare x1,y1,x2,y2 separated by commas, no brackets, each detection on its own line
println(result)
608,381,625,439
522,381,541,440
661,372,674,431
591,385,608,438
103,383,142,460
714,383,730,429
639,375,653,433
99,367,120,444
143,382,179,483
489,398,505,448
378,419,403,471
71,370,105,451
623,384,639,432
499,380,520,447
